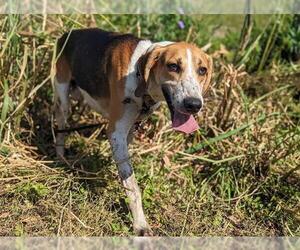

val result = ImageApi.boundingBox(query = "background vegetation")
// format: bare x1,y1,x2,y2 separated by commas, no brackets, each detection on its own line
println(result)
0,14,299,236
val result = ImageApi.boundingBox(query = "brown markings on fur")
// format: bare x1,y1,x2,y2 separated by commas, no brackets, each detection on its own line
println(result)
135,47,164,97
140,42,213,95
56,55,71,83
202,55,213,95
107,40,138,135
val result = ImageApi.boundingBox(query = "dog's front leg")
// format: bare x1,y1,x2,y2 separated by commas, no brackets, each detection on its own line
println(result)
108,103,152,236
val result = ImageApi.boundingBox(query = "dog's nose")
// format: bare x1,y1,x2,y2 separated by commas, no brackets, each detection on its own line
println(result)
183,97,202,113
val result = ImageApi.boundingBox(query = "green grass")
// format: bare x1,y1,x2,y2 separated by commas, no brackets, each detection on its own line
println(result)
0,14,299,236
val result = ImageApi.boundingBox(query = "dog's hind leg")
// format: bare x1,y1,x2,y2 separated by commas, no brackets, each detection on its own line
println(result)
54,56,72,158
54,78,70,158
108,102,152,236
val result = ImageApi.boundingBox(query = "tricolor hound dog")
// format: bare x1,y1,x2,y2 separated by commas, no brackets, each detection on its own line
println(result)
54,28,213,236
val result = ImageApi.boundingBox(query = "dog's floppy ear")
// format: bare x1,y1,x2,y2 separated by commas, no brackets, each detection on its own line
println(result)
135,47,163,97
203,55,213,95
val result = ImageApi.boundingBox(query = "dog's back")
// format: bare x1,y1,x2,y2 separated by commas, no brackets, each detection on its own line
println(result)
56,28,141,98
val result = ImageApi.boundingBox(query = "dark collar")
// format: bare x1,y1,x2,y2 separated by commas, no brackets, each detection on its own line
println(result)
141,94,157,113
133,94,157,122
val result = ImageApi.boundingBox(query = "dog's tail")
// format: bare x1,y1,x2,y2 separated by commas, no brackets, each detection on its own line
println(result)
56,32,69,58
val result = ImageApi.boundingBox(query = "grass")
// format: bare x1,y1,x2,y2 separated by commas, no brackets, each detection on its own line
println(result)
0,14,299,236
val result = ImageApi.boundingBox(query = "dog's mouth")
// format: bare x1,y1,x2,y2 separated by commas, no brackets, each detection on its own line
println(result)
162,85,199,134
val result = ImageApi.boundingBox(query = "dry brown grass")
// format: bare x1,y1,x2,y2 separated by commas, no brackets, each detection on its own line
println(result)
0,14,299,236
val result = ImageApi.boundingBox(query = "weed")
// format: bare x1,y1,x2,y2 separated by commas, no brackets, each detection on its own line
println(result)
0,14,299,236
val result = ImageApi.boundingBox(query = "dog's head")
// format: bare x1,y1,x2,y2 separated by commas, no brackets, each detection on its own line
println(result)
135,42,213,134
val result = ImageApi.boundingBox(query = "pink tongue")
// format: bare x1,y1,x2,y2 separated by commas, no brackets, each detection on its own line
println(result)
172,111,199,134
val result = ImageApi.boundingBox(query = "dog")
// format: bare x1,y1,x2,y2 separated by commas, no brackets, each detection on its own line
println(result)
54,28,213,236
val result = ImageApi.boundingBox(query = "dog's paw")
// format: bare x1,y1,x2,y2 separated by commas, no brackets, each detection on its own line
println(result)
134,225,153,236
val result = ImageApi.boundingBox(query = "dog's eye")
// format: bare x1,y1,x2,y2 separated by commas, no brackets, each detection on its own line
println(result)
198,67,207,76
167,63,180,72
